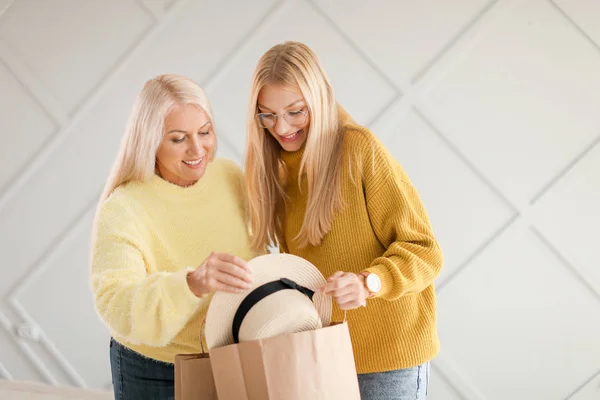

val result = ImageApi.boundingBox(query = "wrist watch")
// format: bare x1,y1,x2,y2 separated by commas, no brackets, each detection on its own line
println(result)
360,271,382,297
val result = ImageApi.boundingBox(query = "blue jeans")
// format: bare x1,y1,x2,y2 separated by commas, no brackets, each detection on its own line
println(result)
109,338,175,400
358,362,430,400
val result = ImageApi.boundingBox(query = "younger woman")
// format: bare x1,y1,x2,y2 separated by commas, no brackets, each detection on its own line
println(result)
244,42,444,400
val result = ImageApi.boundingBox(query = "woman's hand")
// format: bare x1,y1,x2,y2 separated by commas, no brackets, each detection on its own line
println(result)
187,252,253,297
318,271,370,310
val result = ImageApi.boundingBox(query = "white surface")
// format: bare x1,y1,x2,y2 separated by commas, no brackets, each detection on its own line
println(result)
0,0,599,398
0,380,112,400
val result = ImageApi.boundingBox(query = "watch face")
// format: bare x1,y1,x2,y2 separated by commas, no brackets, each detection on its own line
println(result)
366,274,382,293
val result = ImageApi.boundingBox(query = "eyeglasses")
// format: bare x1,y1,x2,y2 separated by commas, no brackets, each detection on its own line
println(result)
255,108,308,129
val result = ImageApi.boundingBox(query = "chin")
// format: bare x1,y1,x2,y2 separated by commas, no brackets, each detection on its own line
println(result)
194,169,208,180
280,144,299,152
280,136,306,152
185,168,207,182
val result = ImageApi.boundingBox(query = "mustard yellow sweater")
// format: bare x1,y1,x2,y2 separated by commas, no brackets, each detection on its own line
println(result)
90,158,258,363
279,122,444,374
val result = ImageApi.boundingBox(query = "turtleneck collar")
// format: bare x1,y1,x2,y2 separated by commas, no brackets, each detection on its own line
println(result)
280,142,306,177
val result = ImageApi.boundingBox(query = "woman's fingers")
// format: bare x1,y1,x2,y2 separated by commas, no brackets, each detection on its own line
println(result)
211,279,249,294
190,252,254,295
336,297,365,310
325,282,355,298
322,272,356,296
327,271,345,281
319,272,369,310
213,253,252,274
204,260,251,290
213,268,252,290
215,259,253,284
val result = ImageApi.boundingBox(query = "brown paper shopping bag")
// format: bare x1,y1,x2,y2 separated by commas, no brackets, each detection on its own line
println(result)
174,352,217,399
209,321,360,400
203,254,361,400
174,318,218,400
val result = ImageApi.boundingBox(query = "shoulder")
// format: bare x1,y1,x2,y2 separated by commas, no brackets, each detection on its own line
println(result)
95,183,146,233
341,122,375,149
211,157,242,172
208,157,245,193
341,123,391,170
341,122,387,161
101,184,138,216
210,157,243,179
341,122,412,185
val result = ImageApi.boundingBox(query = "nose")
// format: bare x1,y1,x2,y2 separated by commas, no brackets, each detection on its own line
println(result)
187,135,206,157
273,115,294,136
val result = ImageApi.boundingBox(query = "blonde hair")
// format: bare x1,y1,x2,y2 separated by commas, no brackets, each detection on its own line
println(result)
244,41,345,250
98,73,215,204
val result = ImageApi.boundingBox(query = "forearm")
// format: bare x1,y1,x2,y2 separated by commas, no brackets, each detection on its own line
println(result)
92,268,204,346
364,160,444,300
366,235,443,300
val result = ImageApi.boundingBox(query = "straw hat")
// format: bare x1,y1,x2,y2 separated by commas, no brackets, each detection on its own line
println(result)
204,253,332,349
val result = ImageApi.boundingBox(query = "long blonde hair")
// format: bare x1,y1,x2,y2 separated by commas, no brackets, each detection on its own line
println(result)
97,73,215,204
244,41,345,250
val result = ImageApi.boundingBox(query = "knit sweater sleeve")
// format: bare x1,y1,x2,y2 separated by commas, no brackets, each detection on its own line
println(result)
90,195,204,347
359,134,444,301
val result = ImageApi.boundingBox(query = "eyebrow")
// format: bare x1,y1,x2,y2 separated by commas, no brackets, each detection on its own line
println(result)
167,121,210,134
257,99,304,112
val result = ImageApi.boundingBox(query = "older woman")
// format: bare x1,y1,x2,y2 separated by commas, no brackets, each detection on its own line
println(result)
90,74,259,399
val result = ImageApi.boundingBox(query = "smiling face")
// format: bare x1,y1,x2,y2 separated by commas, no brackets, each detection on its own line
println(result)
257,84,310,152
155,104,216,187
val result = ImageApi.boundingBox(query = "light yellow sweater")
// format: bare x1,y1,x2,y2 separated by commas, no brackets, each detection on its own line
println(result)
279,121,444,374
90,158,258,363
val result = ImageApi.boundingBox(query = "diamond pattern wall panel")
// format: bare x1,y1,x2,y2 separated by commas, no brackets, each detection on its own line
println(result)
0,63,56,193
0,326,43,382
0,0,153,115
14,207,110,389
531,142,600,295
0,0,11,15
418,0,600,209
569,373,600,400
553,0,600,48
437,221,600,400
427,366,464,400
0,0,599,398
138,0,176,18
312,0,489,85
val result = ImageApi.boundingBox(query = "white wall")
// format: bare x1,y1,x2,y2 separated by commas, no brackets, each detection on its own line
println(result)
0,0,599,398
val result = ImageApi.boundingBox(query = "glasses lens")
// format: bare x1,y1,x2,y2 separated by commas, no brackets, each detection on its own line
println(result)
256,113,275,129
284,110,306,126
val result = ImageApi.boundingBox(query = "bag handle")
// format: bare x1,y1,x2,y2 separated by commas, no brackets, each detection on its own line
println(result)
199,315,208,354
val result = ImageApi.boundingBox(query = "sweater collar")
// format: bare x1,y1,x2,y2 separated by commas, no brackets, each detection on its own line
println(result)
145,162,215,200
280,143,306,176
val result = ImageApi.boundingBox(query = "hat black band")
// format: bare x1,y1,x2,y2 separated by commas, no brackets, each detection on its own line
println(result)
231,278,315,344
